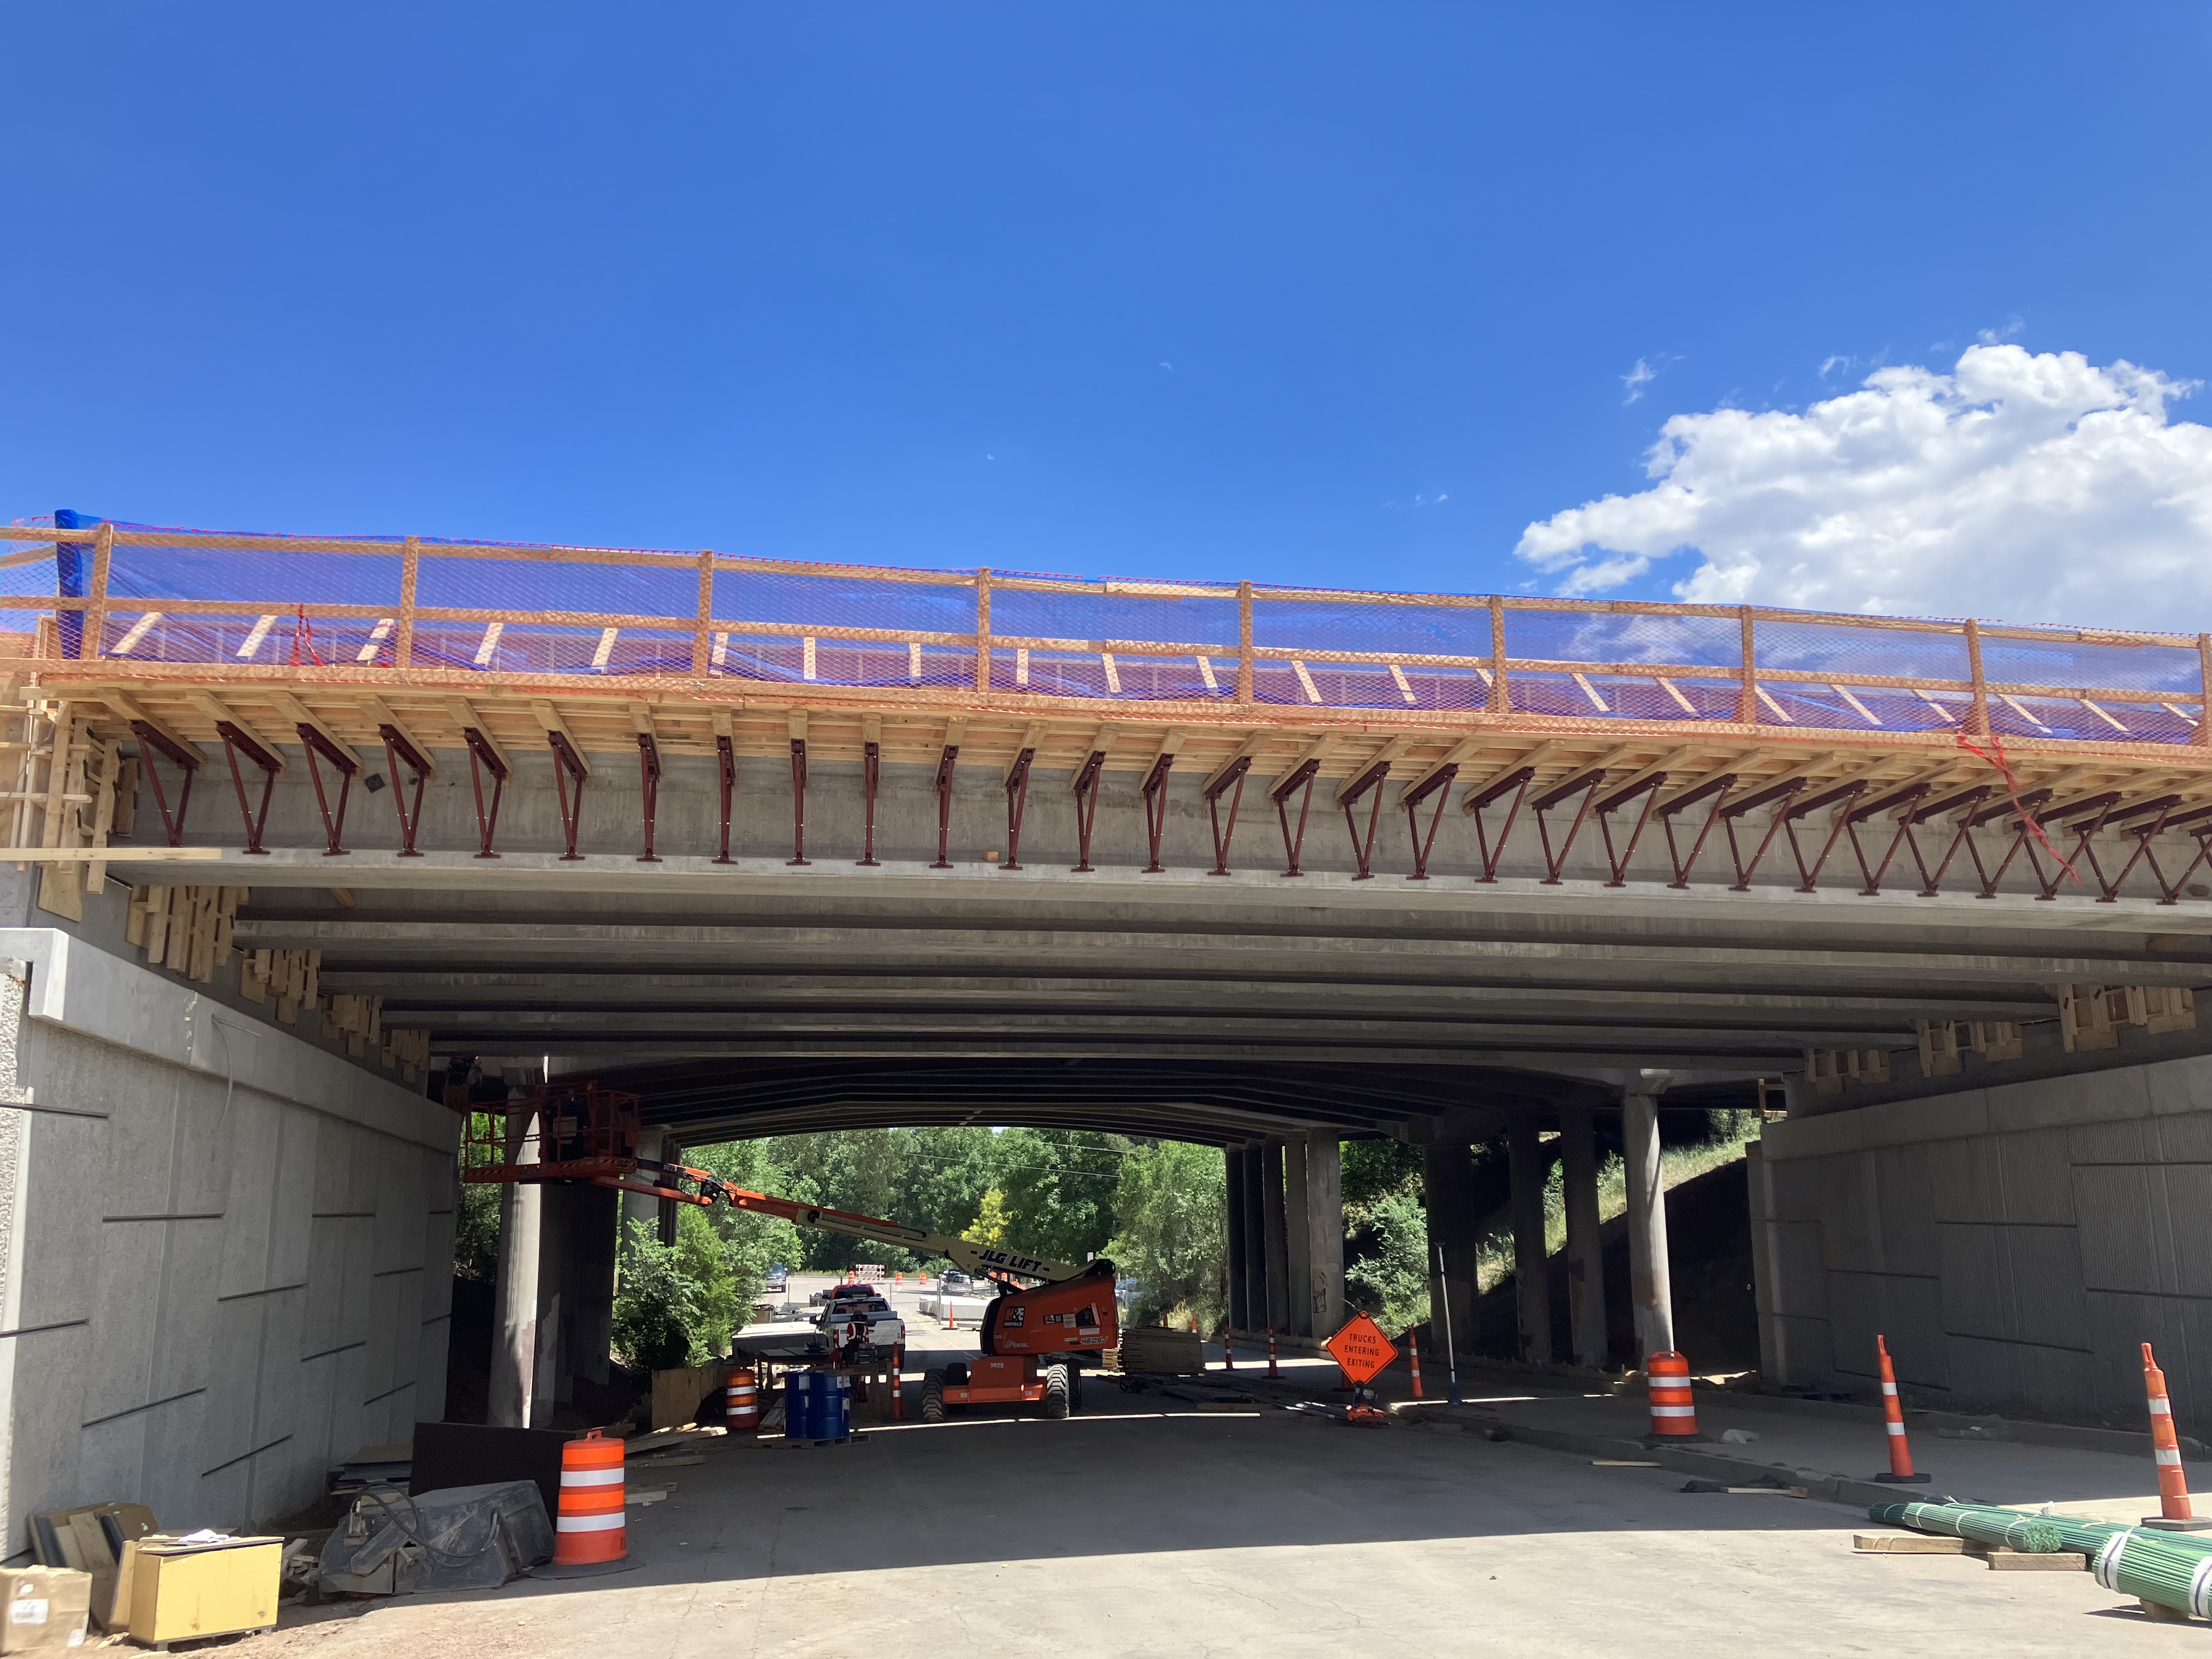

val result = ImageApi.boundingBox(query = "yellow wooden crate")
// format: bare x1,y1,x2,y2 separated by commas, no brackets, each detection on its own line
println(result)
119,1537,280,1647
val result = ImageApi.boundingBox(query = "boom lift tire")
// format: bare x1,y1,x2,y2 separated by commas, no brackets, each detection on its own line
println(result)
1041,1363,1070,1420
921,1372,946,1423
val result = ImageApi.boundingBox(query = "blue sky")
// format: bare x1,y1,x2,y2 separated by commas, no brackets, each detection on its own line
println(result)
5,4,2210,615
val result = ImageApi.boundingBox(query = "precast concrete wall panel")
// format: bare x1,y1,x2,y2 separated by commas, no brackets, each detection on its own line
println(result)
1759,1049,2212,1435
0,929,459,1557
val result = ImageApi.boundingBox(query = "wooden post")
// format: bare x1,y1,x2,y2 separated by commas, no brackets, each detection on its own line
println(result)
1964,618,1990,736
2197,635,2211,748
692,550,714,676
1488,595,1509,714
83,522,114,661
1736,605,1758,724
395,536,420,669
973,568,993,692
1237,582,1255,704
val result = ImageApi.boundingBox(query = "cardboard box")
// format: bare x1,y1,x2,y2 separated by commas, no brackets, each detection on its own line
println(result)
27,1503,156,1629
0,1568,90,1652
119,1538,280,1646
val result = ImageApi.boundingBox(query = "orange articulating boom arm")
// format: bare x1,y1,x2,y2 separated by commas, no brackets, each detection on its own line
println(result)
637,1161,1089,1285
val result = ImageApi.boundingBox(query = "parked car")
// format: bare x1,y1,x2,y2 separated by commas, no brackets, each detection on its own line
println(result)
939,1269,973,1289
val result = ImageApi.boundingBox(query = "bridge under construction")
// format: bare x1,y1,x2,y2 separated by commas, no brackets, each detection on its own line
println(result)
0,516,2208,1543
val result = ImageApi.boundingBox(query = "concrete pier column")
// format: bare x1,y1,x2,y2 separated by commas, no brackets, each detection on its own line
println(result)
569,1182,618,1388
489,1101,542,1427
1623,1088,1676,1359
538,1184,573,1409
1422,1141,1479,1363
1241,1146,1269,1334
1559,1103,1607,1369
621,1127,668,1250
1223,1147,1250,1331
1506,1118,1553,1365
1306,1133,1344,1338
1260,1139,1290,1334
1283,1136,1312,1338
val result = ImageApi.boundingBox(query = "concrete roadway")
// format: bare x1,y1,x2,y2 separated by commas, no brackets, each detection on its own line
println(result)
248,1279,2198,1659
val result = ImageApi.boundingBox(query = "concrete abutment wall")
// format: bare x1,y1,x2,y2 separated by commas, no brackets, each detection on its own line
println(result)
1752,1051,2212,1436
0,928,458,1555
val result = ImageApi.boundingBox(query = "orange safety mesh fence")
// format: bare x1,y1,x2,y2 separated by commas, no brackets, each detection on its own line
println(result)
7,516,2208,745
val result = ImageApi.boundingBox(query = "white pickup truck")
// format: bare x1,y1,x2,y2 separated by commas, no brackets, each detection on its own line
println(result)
816,1291,905,1358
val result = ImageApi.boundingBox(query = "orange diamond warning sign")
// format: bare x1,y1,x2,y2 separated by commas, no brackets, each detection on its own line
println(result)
1325,1311,1399,1386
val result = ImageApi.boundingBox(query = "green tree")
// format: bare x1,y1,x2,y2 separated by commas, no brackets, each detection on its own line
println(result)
451,1111,506,1279
612,1217,699,1371
1105,1140,1225,1327
1344,1188,1430,1335
989,1128,1128,1262
963,1188,1012,1247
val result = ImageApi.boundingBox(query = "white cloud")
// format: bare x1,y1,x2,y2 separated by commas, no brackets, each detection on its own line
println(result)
1621,357,1658,404
1516,345,2212,629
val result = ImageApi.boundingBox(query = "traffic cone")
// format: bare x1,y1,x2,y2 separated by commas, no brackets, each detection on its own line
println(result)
1408,1330,1426,1401
540,1430,633,1576
1222,1330,1235,1372
725,1369,760,1435
1643,1351,1705,1442
1268,1327,1279,1379
1870,1335,1928,1483
2142,1344,2212,1530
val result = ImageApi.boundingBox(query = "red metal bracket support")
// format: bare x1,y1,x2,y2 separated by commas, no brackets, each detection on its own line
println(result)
1657,774,1734,889
379,724,434,859
1965,788,2052,899
788,738,811,866
548,730,588,861
1402,765,1457,881
1339,761,1391,881
636,731,663,863
463,727,509,859
1002,746,1036,871
1898,785,1988,897
297,723,358,857
216,723,280,856
856,740,880,866
1594,773,1664,888
1272,759,1321,878
1205,755,1252,877
1465,768,1533,883
1780,778,1867,893
714,735,736,865
932,743,960,868
1070,750,1106,873
1140,753,1175,873
131,721,199,849
1532,767,1605,884
1720,777,1805,891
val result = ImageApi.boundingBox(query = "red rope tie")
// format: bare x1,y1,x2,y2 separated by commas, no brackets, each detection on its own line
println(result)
1955,729,2079,885
288,605,324,668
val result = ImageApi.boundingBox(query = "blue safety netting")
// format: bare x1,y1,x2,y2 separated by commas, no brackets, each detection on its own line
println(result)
7,513,2202,743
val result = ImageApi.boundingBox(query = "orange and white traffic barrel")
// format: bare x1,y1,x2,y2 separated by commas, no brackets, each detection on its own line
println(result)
1871,1335,1928,1483
543,1430,630,1576
2143,1343,2207,1528
1644,1351,1703,1441
726,1369,760,1434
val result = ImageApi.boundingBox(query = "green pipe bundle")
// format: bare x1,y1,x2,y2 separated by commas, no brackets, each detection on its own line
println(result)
2087,1527,2212,1616
1872,1502,2212,1617
1869,1502,2063,1554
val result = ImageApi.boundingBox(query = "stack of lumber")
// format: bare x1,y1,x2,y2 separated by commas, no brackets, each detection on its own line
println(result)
1118,1327,1205,1376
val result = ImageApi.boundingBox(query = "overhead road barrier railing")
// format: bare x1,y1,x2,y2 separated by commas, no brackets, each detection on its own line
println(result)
3,520,2210,748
